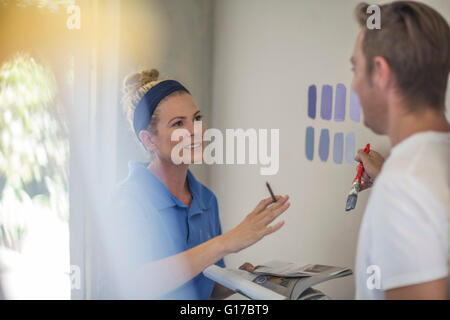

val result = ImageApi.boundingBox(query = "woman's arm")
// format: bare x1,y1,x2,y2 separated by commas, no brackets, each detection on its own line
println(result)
128,195,290,298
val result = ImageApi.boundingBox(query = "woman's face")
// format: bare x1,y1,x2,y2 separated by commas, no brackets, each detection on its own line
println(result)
149,93,205,165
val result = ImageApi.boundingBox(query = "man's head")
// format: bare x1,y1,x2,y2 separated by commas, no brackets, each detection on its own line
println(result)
351,1,450,134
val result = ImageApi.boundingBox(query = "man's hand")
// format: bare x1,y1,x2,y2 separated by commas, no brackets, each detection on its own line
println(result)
354,149,385,191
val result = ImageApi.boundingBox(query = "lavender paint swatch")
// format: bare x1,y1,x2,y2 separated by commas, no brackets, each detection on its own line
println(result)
333,132,344,164
308,85,317,119
305,126,315,161
350,88,361,122
318,129,330,162
334,84,346,121
345,132,356,163
320,85,333,120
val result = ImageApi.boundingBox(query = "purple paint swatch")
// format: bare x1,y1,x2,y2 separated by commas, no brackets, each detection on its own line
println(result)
305,126,314,161
320,85,333,120
318,129,330,162
350,88,361,122
345,132,356,163
308,85,316,119
334,84,346,122
333,132,344,164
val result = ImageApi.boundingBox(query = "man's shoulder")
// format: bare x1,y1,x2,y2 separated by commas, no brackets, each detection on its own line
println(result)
366,162,449,230
380,133,449,194
384,132,450,173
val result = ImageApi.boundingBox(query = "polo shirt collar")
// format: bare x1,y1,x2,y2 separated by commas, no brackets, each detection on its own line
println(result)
127,161,207,214
186,169,208,213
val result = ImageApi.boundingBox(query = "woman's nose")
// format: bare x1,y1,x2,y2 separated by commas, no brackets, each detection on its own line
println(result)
184,121,203,141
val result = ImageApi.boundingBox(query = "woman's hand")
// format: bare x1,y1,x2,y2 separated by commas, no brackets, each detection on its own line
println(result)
221,195,290,254
354,149,385,191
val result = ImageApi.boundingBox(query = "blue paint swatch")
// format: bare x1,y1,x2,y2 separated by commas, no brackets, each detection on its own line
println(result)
308,85,316,119
345,132,356,163
333,132,344,164
318,129,330,162
350,88,361,122
305,126,314,161
334,84,346,121
320,85,333,120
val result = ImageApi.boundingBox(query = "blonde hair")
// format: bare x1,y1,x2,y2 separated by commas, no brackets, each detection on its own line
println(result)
122,68,163,138
121,68,190,156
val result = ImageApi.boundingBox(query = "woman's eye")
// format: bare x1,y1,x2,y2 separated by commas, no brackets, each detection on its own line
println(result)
173,120,183,127
195,115,203,121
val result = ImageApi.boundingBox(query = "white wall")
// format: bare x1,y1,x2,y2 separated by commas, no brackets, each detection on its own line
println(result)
210,0,450,299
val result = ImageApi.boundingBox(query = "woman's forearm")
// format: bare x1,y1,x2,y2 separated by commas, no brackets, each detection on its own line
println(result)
130,234,229,298
124,195,289,299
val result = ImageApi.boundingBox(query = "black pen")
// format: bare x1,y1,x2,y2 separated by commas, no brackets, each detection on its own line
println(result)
266,182,277,203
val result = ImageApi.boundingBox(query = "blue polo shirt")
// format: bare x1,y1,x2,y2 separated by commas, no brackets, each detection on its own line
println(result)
102,161,225,299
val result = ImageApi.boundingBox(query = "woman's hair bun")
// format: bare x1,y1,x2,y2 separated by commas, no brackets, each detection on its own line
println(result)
122,68,160,94
122,68,162,142
141,69,159,84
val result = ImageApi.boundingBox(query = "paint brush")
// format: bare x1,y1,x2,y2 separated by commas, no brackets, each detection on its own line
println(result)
345,143,370,212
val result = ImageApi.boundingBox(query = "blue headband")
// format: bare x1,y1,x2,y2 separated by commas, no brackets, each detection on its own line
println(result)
133,80,190,144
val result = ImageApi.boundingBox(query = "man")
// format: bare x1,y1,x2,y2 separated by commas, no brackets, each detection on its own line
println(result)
351,1,450,299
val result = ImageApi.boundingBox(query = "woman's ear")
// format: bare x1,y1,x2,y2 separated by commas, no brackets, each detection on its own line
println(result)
139,130,157,152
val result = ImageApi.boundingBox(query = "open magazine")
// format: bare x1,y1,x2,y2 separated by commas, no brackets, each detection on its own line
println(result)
203,260,352,300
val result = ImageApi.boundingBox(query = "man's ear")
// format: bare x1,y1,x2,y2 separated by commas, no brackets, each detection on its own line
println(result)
372,56,393,90
139,130,157,152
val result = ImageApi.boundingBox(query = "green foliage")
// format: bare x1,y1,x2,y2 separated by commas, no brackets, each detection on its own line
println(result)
0,53,69,251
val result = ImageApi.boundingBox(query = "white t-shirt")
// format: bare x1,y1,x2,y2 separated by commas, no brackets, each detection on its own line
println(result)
355,131,450,299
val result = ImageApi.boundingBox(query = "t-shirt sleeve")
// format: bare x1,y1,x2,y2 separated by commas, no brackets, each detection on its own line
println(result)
369,175,449,291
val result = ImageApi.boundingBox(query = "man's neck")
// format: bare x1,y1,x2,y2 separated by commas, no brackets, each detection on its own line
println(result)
387,105,450,147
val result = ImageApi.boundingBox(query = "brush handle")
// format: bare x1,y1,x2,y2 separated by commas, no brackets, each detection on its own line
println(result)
354,143,370,183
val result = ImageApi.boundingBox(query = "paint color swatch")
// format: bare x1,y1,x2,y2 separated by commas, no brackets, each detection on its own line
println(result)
308,85,316,119
305,84,359,164
334,84,346,121
305,126,314,161
318,129,330,162
320,85,333,120
350,88,361,122
333,132,344,164
345,132,356,163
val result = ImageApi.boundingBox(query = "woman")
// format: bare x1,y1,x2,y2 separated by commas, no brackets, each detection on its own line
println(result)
99,69,290,299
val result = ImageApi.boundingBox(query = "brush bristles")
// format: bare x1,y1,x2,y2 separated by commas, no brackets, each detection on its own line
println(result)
345,194,358,212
